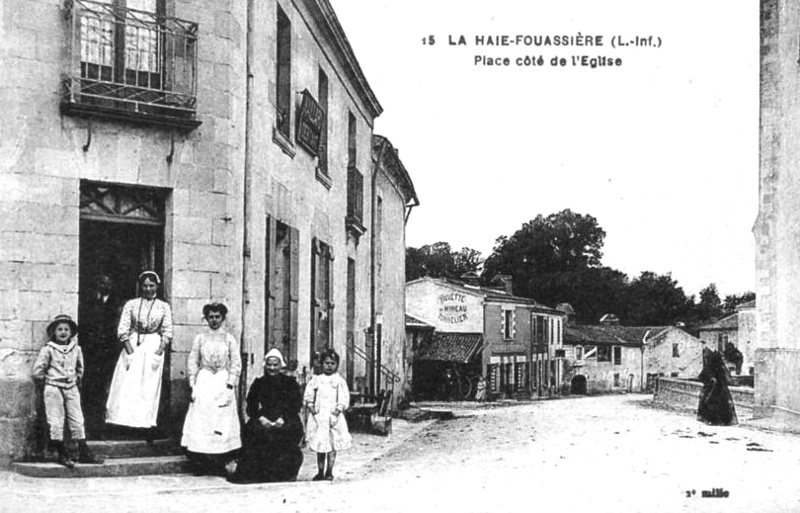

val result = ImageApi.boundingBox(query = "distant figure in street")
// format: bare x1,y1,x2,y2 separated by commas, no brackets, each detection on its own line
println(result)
475,375,487,402
697,347,738,426
32,315,103,468
304,349,351,481
181,303,242,476
228,348,304,484
442,367,458,401
106,271,173,437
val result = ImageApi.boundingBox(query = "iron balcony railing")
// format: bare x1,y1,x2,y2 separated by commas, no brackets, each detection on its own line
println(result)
62,0,200,129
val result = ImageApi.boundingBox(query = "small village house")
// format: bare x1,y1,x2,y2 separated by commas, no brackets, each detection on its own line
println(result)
563,315,705,394
406,276,565,400
696,300,756,376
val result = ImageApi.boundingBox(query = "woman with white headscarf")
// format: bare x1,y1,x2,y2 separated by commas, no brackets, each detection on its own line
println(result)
228,348,304,483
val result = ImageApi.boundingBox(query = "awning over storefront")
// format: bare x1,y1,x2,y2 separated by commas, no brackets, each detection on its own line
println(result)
415,332,484,364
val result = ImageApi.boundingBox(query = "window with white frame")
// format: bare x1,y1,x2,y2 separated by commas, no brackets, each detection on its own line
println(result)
502,308,516,340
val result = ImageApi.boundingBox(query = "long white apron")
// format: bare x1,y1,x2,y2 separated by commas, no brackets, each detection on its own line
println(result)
105,332,165,428
181,368,241,454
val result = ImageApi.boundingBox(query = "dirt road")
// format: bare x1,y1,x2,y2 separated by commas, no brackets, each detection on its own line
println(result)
9,394,800,513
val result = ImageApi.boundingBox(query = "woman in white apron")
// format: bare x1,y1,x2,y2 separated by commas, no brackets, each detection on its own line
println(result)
181,303,242,476
106,271,173,433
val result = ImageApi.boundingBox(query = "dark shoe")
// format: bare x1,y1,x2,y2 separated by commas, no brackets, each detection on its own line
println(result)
58,453,76,469
312,472,325,481
55,442,75,470
77,440,104,464
325,473,334,481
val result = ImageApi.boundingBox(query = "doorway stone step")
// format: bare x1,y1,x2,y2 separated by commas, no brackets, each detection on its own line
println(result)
11,455,191,478
11,439,190,478
87,439,181,459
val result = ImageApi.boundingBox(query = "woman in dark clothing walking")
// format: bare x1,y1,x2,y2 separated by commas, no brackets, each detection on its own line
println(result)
697,347,738,426
228,348,304,483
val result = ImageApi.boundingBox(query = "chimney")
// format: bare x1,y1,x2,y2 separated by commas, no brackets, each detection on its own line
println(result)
490,274,513,295
556,303,576,325
460,271,480,287
599,314,620,325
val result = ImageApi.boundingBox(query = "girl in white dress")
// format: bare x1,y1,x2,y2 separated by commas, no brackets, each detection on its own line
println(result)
304,349,351,481
106,271,173,433
181,303,242,476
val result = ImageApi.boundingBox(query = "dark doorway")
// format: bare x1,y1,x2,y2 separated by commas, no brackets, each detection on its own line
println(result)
78,182,166,438
571,375,587,395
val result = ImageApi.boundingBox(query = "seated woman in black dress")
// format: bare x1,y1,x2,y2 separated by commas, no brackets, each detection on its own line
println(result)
228,348,304,483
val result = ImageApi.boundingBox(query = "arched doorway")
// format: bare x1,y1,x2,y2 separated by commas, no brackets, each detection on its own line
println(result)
571,375,587,395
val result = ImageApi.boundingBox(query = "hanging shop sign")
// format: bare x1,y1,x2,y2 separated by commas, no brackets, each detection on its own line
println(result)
296,89,324,157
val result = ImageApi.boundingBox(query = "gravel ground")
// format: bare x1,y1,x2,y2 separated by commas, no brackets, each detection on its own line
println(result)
7,394,800,513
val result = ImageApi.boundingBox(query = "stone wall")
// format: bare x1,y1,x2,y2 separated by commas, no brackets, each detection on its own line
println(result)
654,377,754,417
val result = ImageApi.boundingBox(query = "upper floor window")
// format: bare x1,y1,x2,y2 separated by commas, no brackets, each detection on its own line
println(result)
533,315,549,351
347,111,357,167
502,308,515,340
672,343,680,358
276,7,292,139
346,166,365,237
316,68,330,184
63,0,200,130
597,345,611,362
613,346,622,365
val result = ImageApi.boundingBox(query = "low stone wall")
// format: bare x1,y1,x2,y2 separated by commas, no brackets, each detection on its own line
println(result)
654,377,754,416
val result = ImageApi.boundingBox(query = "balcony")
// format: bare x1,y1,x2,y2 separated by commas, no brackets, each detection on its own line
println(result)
61,0,201,130
346,165,366,237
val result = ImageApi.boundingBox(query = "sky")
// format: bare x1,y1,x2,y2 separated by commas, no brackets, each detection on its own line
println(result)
328,0,759,299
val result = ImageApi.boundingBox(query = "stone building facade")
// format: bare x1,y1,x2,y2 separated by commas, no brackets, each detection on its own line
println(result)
564,325,704,394
696,300,756,375
756,0,800,423
0,0,415,465
405,277,565,399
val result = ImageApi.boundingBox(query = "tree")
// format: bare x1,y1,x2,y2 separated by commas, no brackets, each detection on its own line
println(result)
453,247,484,277
623,271,691,326
526,266,630,325
722,291,756,317
693,283,724,323
405,242,483,281
482,209,606,292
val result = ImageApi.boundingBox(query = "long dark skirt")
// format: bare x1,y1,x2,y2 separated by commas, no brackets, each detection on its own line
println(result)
228,419,303,484
697,381,738,426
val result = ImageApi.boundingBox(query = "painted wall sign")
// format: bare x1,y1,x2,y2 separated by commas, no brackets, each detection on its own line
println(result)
438,292,469,323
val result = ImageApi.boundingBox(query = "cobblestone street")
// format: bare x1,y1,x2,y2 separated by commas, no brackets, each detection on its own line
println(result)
7,395,800,513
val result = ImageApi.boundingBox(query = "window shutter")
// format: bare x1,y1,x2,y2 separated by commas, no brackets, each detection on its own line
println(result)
499,310,505,336
265,216,276,354
327,244,335,347
311,237,319,356
289,225,299,361
512,310,517,339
